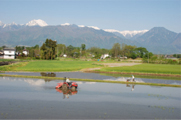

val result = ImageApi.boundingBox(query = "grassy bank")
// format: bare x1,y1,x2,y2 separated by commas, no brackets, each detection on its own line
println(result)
0,62,28,71
0,60,102,72
94,63,181,75
0,74,180,87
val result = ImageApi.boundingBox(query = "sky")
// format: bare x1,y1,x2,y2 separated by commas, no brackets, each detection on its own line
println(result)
0,0,180,33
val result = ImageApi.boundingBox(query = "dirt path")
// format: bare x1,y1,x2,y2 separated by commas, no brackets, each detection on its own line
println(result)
100,63,142,67
81,63,141,71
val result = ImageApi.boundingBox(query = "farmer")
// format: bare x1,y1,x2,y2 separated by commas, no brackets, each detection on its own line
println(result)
131,84,135,91
66,77,70,82
66,77,71,86
132,75,135,82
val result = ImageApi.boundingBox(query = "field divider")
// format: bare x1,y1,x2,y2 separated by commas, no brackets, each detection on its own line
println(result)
84,70,181,77
0,74,180,88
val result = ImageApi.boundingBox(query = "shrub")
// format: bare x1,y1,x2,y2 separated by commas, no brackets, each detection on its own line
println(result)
167,59,178,64
35,56,40,59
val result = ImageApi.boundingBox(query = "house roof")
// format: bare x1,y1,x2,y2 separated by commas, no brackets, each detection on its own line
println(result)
23,49,29,51
3,48,15,51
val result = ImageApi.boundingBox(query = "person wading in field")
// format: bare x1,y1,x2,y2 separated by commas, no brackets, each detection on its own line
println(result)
132,75,135,82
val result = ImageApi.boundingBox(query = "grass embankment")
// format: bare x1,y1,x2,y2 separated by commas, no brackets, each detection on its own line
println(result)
92,63,181,76
0,62,28,71
0,60,180,77
0,60,102,72
0,74,180,87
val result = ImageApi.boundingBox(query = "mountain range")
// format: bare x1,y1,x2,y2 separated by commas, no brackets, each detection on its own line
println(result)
0,19,180,54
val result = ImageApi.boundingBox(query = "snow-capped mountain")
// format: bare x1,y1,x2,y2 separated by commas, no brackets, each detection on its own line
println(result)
87,26,101,30
0,19,180,54
104,29,148,39
120,30,148,38
61,23,71,26
26,19,48,27
0,21,4,26
0,19,48,29
1,19,147,38
3,22,18,28
61,23,101,30
78,25,85,27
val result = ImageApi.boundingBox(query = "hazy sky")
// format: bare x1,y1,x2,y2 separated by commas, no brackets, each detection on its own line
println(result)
0,0,180,32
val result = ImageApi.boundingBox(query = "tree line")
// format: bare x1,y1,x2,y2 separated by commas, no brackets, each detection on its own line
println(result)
2,38,180,64
0,39,153,60
38,39,153,60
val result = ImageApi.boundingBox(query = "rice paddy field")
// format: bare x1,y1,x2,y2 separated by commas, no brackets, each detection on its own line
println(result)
0,60,180,76
0,77,180,119
5,60,102,72
0,60,180,119
96,63,181,75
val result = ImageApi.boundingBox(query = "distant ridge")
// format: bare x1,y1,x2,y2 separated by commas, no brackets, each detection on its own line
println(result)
135,27,180,54
104,29,148,39
0,19,180,54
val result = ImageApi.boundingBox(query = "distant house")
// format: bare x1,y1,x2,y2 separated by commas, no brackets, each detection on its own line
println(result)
23,49,29,56
164,55,177,60
63,54,67,57
120,56,127,59
101,54,109,59
3,48,16,59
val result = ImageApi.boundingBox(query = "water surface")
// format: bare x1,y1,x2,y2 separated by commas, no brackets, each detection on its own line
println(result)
0,77,180,119
1,72,180,85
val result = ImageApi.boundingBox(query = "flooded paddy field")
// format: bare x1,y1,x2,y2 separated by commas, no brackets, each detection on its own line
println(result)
1,71,181,85
0,77,180,119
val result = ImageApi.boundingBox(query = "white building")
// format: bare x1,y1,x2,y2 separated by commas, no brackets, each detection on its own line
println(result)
101,54,109,59
3,48,16,59
63,54,67,57
23,49,29,56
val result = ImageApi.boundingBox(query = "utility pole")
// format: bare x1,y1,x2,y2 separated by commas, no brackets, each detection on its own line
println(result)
63,47,64,55
148,52,149,63
57,46,58,58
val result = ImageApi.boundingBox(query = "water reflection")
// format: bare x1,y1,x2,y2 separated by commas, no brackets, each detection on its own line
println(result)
126,84,135,91
1,76,46,86
24,79,45,86
56,89,78,99
40,72,56,77
1,72,180,85
0,76,180,119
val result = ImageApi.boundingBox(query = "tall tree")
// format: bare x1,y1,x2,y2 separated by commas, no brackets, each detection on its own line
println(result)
40,39,57,60
56,44,66,56
122,45,136,58
81,44,86,51
135,47,148,58
111,43,121,58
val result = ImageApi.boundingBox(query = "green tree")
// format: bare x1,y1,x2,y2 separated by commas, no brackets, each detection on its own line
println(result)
135,47,148,58
173,54,181,58
111,43,121,58
56,44,66,57
122,45,136,58
40,39,57,60
66,45,75,57
81,44,86,51
26,45,40,58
